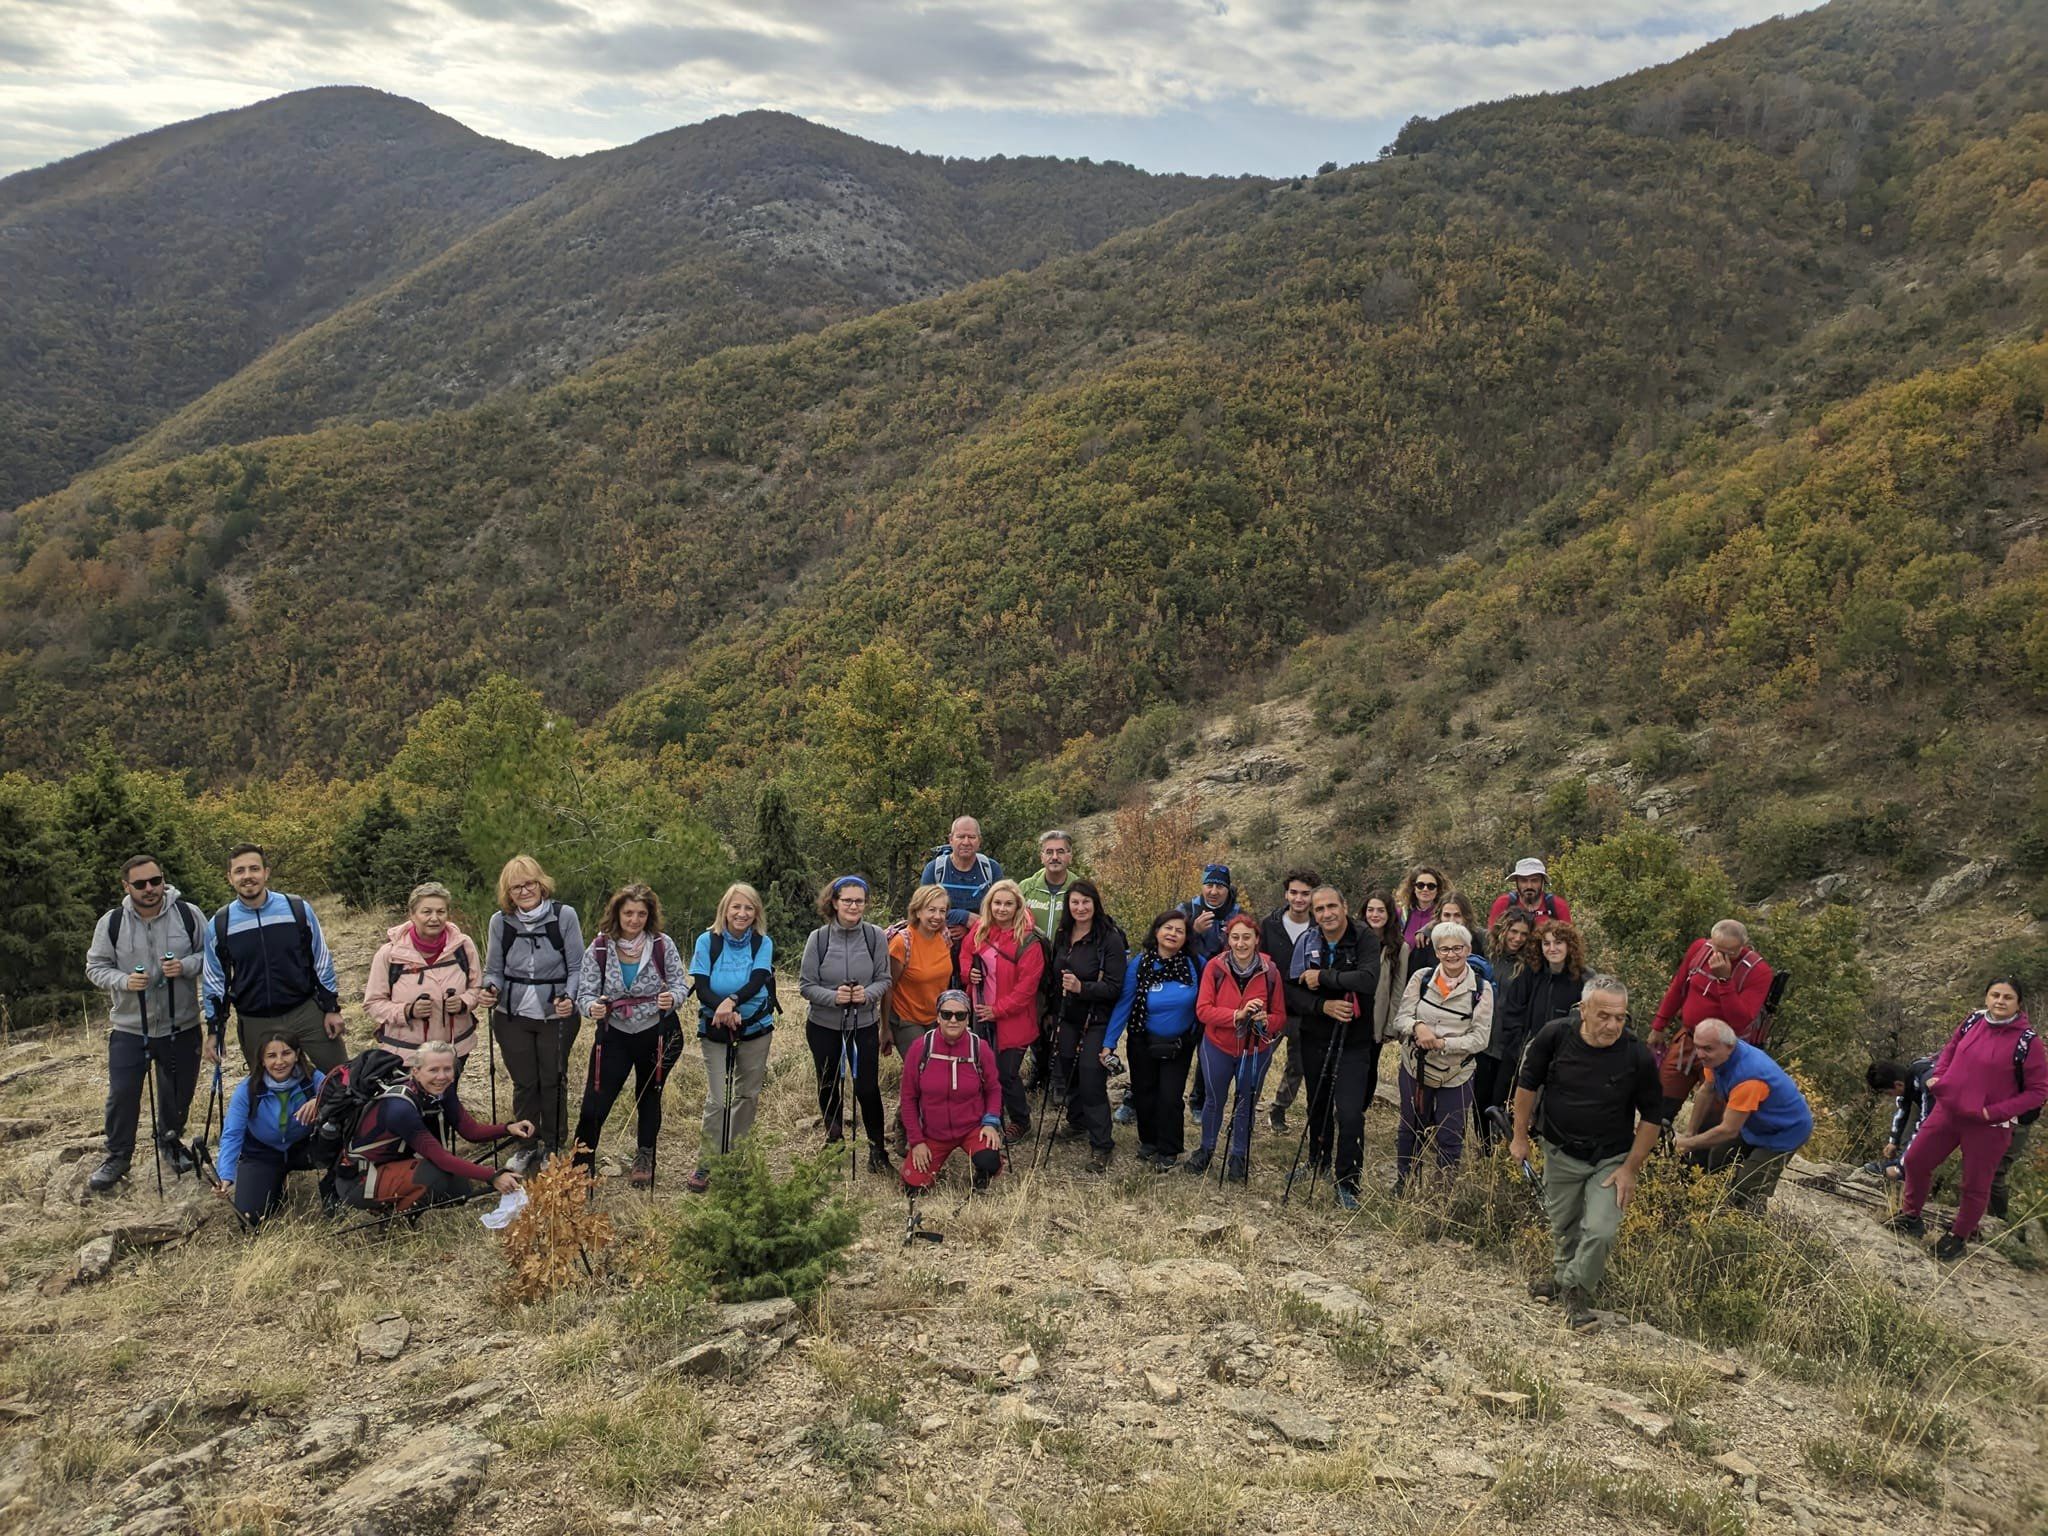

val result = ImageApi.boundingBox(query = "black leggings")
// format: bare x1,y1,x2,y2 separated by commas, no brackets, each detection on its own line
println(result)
997,1048,1032,1131
1128,1038,1196,1157
231,1138,320,1226
808,1022,885,1146
573,1021,681,1161
1300,1032,1380,1194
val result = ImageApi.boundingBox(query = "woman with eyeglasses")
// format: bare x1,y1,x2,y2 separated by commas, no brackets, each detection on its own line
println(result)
479,855,584,1175
798,875,895,1173
1391,921,1494,1189
900,989,1005,1194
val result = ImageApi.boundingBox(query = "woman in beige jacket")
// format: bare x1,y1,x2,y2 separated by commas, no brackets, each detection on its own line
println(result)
1391,921,1492,1188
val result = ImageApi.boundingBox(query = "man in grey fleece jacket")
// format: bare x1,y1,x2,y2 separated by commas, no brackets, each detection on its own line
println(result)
82,855,213,1192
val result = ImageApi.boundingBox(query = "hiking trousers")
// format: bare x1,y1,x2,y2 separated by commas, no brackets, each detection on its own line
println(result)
1265,1023,1305,1112
231,1138,321,1226
699,1034,771,1164
1902,1105,2011,1238
1540,1142,1628,1296
1396,1066,1472,1180
104,1026,202,1161
492,1011,581,1152
807,1022,886,1147
1197,1040,1273,1162
1299,1032,1376,1195
1128,1038,1195,1157
573,1021,682,1162
1054,1019,1113,1152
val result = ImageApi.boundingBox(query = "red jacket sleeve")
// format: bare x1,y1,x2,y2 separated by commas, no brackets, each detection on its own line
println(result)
449,1093,508,1148
1196,958,1235,1031
900,1037,927,1147
1259,963,1287,1048
1652,938,1706,1033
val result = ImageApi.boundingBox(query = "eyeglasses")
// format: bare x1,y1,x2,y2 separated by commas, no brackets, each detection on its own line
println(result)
129,875,165,889
937,1010,971,1021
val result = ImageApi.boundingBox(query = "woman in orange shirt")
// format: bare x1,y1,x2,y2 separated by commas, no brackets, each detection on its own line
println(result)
885,884,960,1154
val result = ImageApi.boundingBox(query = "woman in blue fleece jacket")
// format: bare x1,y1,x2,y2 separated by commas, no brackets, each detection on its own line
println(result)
215,1034,325,1227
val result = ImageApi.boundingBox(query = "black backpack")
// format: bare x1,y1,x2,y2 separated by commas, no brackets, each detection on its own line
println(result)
106,899,204,955
702,928,779,1031
308,1047,411,1173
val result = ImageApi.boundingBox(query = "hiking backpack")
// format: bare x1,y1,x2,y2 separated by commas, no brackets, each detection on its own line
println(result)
308,1047,411,1173
913,1027,992,1090
386,943,473,994
212,896,317,984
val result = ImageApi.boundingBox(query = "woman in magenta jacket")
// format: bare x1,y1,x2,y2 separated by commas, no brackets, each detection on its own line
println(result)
1189,914,1287,1182
1886,977,2047,1258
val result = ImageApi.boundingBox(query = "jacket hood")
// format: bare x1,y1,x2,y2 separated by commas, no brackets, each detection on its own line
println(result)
122,882,187,918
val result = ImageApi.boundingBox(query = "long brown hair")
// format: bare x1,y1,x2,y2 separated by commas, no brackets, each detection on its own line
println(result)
1396,865,1445,921
1532,919,1586,978
600,882,664,940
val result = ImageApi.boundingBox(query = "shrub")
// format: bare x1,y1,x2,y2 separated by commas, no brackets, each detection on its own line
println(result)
1092,794,1206,931
500,1155,615,1304
667,1141,859,1304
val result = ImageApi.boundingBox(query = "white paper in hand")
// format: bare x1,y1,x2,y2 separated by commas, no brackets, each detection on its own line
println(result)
481,1189,529,1230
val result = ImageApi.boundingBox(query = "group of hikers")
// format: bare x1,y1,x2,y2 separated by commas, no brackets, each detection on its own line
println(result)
82,821,2044,1330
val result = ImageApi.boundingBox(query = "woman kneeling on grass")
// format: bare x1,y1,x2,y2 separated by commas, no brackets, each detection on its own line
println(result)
215,1033,324,1227
900,989,1004,1194
338,1041,527,1213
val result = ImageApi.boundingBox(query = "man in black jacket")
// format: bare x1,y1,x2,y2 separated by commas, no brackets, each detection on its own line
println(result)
1260,870,1319,1133
1509,976,1661,1331
1281,886,1381,1207
1863,1055,1934,1180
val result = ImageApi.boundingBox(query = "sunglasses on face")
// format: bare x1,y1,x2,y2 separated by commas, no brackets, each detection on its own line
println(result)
129,875,165,889
937,1010,971,1021
1413,880,1438,891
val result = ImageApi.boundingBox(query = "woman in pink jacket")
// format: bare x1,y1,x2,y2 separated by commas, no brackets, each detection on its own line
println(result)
1190,914,1287,1182
900,989,1005,1194
1886,977,2047,1259
363,882,485,1070
960,879,1046,1135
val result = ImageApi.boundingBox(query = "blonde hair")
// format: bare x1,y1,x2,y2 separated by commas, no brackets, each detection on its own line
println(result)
496,855,556,915
406,881,452,914
905,884,950,926
970,879,1034,947
415,1039,457,1063
715,882,768,940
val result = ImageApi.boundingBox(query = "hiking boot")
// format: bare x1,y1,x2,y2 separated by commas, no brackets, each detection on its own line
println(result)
1113,1102,1136,1125
1224,1155,1248,1184
1267,1105,1287,1134
1335,1186,1359,1211
1182,1148,1213,1176
629,1148,656,1188
1563,1286,1599,1331
1528,1276,1562,1302
1087,1147,1111,1174
685,1167,711,1194
509,1146,544,1177
868,1144,895,1175
1934,1232,1969,1262
160,1136,196,1177
86,1155,129,1193
1881,1211,1926,1239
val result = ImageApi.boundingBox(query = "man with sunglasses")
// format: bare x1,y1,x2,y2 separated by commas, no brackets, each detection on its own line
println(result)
83,854,213,1193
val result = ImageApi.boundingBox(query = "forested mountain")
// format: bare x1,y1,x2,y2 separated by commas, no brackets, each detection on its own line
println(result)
0,92,1240,508
5,0,2039,789
113,112,1245,470
0,88,552,509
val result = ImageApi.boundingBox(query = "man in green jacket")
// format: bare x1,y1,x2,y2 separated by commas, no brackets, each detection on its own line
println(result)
1018,830,1078,1096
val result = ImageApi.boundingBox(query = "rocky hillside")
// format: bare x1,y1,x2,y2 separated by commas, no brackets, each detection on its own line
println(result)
0,898,2040,1535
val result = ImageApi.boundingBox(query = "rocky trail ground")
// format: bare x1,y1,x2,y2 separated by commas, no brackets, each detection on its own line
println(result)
0,903,2042,1536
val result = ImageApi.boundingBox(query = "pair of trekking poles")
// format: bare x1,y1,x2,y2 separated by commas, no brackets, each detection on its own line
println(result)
132,959,231,1200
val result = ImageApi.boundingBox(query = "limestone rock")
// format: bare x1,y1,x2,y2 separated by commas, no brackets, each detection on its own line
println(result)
1200,1320,1274,1384
114,1512,186,1536
1473,1389,1532,1415
314,1426,500,1535
1714,1451,1763,1482
1143,1371,1182,1405
1273,1270,1374,1325
667,1330,752,1378
128,1433,227,1490
990,1398,1063,1430
294,1413,371,1472
1431,1447,1500,1480
999,1348,1040,1383
42,1234,116,1295
717,1297,799,1336
1217,1389,1338,1451
1921,860,2001,914
355,1314,411,1363
913,1348,981,1383
1175,1214,1232,1246
1599,1397,1672,1443
104,1206,209,1255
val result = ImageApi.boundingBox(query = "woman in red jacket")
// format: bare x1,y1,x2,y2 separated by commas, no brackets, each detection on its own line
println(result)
961,879,1046,1136
1190,914,1287,1182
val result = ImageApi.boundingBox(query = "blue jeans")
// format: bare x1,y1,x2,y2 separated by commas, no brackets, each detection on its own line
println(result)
1197,1039,1273,1161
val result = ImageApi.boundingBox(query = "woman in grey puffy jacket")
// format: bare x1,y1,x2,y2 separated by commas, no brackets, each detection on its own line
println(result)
798,876,895,1173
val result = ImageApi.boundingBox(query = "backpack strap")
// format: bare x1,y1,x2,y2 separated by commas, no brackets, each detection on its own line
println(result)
285,895,315,974
106,906,123,953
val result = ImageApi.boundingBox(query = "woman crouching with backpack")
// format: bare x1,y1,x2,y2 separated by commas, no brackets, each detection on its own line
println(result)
337,1040,527,1212
572,883,688,1189
901,989,1004,1195
215,1033,325,1227
685,882,777,1193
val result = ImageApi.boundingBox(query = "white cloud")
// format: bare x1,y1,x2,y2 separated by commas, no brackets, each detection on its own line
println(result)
0,0,1807,174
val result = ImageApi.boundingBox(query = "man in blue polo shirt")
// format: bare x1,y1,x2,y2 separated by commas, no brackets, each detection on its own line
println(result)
1674,1019,1812,1212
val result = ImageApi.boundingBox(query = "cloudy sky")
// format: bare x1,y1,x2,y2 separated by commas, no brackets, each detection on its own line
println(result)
0,0,1810,178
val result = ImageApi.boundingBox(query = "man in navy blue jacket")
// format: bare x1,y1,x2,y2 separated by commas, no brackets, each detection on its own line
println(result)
203,844,346,1075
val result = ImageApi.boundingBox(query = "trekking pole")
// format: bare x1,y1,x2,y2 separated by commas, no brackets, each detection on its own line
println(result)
136,968,165,1199
484,997,501,1172
719,1028,739,1159
1283,998,1352,1205
190,1055,225,1180
838,1023,857,1182
1033,1029,1084,1172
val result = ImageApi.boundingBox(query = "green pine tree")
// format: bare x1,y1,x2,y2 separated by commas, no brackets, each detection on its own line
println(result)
749,782,812,942
0,798,92,1003
60,740,178,910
